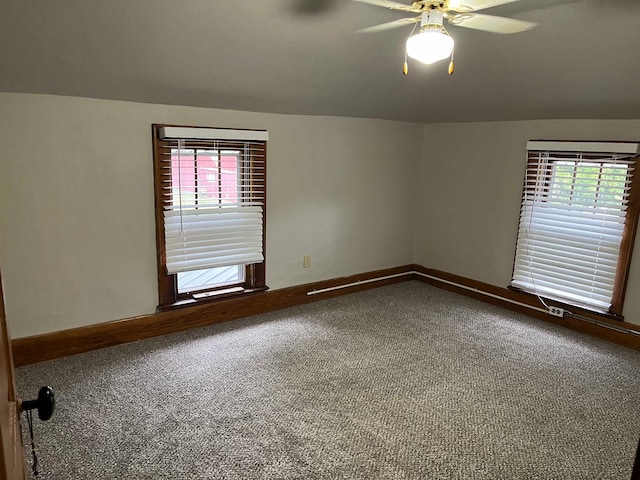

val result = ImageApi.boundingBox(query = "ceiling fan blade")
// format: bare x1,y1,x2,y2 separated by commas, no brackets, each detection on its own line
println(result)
447,0,522,12
448,13,536,33
356,17,420,33
352,0,419,13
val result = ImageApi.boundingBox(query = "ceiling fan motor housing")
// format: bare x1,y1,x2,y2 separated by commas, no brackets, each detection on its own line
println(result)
421,9,445,28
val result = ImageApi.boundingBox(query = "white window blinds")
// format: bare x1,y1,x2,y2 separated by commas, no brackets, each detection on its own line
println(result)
157,129,267,274
511,141,638,312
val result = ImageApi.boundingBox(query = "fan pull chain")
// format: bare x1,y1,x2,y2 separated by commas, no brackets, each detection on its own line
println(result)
26,409,40,478
403,21,419,76
448,47,455,75
402,40,409,75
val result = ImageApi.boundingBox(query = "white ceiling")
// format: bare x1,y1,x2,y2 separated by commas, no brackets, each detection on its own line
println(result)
1,0,639,123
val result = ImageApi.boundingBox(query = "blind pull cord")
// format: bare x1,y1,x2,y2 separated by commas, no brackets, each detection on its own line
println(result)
177,139,184,234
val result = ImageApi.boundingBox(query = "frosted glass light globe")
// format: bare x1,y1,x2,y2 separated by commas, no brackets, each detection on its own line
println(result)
406,30,454,65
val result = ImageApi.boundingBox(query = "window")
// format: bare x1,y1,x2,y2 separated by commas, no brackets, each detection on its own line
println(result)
152,125,267,307
511,141,640,317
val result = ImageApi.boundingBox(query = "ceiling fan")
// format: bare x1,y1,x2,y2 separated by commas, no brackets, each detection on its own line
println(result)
353,0,537,75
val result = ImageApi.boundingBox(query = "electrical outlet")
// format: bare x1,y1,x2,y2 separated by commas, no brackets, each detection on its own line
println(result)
303,255,311,268
548,306,565,318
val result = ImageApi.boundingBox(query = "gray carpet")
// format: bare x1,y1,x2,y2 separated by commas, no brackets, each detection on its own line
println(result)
16,281,640,479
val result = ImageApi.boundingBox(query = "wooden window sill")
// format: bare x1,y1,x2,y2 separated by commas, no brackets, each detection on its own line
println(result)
157,286,269,312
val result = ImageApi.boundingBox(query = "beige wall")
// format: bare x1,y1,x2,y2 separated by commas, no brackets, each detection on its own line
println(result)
2,94,637,337
414,119,640,325
0,93,422,338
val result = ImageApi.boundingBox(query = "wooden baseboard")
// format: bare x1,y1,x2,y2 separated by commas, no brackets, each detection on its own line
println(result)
414,265,640,351
12,265,415,366
13,264,640,366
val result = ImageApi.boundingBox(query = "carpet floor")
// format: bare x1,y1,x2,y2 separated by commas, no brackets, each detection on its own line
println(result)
16,281,640,479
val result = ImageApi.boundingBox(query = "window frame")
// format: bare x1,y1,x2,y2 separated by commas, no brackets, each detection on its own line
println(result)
152,124,267,309
510,144,640,319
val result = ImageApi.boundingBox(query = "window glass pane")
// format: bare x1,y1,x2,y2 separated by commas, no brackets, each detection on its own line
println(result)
177,265,244,294
599,164,627,209
170,149,240,210
195,150,219,207
220,150,239,206
549,161,576,204
171,149,196,208
550,161,628,209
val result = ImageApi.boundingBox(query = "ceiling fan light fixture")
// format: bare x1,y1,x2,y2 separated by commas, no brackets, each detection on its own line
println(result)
406,27,454,65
